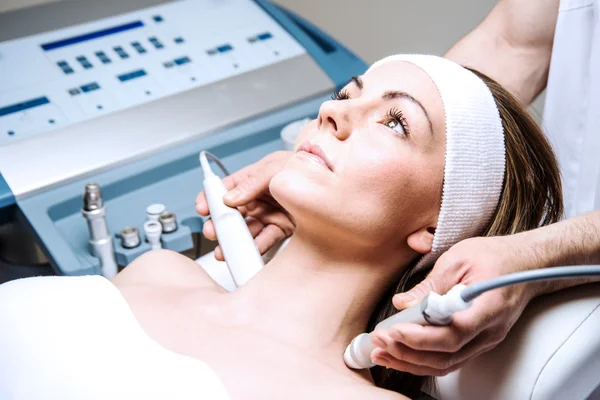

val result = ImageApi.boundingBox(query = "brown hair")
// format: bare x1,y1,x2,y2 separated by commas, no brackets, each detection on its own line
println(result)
368,69,564,397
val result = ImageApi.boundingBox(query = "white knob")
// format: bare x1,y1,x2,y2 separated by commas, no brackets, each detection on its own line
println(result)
146,203,166,221
144,220,162,250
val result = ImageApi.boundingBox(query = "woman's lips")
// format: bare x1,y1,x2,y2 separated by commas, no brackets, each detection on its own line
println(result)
296,141,334,171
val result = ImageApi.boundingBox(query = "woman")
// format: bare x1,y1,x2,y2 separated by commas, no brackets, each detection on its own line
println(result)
0,55,562,399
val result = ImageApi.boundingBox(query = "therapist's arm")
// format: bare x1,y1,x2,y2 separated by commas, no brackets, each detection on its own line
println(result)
444,0,559,104
517,209,600,296
371,210,600,376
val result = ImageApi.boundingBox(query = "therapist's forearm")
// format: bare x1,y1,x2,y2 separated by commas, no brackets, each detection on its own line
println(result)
511,210,600,297
444,0,558,105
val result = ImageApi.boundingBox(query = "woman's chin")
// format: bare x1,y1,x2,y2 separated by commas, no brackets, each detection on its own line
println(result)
270,169,330,215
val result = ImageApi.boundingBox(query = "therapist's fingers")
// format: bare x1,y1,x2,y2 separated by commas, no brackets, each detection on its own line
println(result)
207,217,263,261
385,319,481,353
246,202,295,234
195,175,237,216
202,219,216,240
254,224,287,254
223,151,292,207
371,347,472,377
247,217,267,238
211,219,282,261
371,328,495,372
202,207,249,240
214,245,225,262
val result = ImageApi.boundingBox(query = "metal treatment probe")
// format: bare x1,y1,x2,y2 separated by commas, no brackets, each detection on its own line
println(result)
81,183,118,279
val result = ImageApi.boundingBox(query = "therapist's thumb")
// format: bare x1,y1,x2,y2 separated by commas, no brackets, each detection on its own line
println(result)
392,272,452,311
223,173,265,206
224,151,292,207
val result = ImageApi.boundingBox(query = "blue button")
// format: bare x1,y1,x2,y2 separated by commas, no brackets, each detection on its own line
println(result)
257,32,273,41
153,15,163,22
117,69,147,82
81,82,100,92
217,44,233,53
131,42,147,54
62,67,74,74
76,56,93,69
174,37,184,44
174,56,191,65
95,51,111,64
113,46,129,59
57,60,69,67
149,37,164,49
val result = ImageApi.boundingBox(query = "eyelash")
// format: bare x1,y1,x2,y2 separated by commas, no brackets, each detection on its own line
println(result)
331,88,351,101
331,89,410,135
385,107,410,136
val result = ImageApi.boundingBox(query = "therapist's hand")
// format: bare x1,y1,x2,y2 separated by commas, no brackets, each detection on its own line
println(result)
370,234,538,376
195,151,295,261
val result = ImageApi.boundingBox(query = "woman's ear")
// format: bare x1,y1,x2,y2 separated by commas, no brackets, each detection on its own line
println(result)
407,226,435,254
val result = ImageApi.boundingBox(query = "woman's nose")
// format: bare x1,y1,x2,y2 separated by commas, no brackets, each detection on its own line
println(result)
317,100,351,140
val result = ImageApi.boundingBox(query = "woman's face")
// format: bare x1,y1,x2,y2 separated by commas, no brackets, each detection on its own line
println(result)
270,60,447,253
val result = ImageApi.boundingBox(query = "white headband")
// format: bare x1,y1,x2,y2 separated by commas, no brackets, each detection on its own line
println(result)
368,55,505,272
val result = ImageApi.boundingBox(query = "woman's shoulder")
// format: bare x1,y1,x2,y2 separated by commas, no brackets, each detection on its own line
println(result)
113,249,225,293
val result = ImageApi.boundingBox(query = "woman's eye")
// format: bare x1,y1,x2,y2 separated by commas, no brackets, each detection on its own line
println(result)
331,88,351,101
384,118,407,136
382,108,410,137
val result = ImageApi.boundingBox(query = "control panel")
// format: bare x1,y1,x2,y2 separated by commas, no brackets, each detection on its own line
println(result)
0,0,306,145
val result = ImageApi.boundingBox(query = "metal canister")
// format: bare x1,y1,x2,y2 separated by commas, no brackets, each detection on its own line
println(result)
158,212,178,233
120,226,141,249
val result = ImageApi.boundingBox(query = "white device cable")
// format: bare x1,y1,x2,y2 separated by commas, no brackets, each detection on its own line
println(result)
344,265,600,369
199,151,264,287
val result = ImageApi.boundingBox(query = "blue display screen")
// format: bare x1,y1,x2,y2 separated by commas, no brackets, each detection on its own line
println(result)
0,97,50,118
41,21,144,51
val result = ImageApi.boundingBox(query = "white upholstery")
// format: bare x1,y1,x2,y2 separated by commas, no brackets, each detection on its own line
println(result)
436,282,600,400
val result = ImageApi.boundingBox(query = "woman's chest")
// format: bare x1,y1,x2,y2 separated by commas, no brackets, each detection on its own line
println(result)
119,286,362,399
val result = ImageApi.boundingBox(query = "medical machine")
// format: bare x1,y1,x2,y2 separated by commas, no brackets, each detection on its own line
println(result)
0,0,366,281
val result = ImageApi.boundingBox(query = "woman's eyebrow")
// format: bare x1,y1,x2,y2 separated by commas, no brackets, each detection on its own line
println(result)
351,76,363,89
349,77,434,136
382,90,434,136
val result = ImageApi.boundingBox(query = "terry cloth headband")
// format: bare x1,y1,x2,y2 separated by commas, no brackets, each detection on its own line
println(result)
367,55,506,272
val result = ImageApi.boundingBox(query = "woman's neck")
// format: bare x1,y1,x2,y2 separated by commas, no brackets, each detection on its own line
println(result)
229,228,414,371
